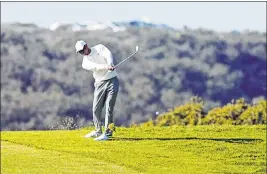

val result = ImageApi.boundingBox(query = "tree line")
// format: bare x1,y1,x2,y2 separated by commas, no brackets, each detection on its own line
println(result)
1,23,266,130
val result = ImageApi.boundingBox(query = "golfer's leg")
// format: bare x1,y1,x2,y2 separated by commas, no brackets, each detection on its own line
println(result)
93,83,107,133
104,77,119,132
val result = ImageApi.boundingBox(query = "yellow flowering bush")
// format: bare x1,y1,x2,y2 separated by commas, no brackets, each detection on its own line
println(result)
140,97,266,126
202,98,249,125
238,99,266,125
154,96,204,126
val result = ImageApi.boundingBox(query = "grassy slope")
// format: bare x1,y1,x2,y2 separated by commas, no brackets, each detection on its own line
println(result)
1,125,266,174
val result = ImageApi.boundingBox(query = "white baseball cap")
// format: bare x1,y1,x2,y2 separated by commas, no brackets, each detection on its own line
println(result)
75,40,87,53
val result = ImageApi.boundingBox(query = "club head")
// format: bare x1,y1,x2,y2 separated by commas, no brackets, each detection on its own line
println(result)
135,46,139,52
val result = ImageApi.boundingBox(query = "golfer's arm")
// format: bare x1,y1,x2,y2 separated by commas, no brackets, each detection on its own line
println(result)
82,57,108,71
101,45,114,66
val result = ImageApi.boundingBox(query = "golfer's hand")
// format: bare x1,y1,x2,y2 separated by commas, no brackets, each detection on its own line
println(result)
107,65,115,71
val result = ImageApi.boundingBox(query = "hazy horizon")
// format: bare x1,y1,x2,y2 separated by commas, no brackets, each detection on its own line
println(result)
1,2,266,32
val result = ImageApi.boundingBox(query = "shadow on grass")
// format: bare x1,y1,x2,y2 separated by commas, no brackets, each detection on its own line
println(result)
110,137,263,143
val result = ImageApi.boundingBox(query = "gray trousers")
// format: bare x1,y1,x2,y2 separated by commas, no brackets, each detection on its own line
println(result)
93,77,119,133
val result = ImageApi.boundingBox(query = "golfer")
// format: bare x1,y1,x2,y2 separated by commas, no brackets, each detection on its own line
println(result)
75,40,119,141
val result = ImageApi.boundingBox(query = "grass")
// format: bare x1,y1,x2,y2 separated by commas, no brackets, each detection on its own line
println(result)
1,125,266,174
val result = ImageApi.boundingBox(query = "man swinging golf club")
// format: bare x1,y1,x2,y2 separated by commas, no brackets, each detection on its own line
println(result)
75,40,119,141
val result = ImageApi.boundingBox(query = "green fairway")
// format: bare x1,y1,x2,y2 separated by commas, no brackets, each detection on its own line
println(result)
1,125,266,174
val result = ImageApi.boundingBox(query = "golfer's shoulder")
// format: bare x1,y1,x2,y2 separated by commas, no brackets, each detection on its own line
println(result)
94,43,110,51
92,43,105,49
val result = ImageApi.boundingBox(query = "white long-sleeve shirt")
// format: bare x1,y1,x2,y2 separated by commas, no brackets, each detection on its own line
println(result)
82,44,118,83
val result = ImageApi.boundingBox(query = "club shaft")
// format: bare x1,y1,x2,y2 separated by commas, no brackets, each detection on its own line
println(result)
114,51,138,68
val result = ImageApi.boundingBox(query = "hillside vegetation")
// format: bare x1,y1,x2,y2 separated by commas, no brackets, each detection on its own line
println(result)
1,23,266,130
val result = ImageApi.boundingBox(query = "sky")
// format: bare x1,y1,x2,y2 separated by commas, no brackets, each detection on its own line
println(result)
1,2,266,32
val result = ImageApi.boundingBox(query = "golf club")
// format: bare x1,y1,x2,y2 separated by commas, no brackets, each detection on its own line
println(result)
114,46,139,68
